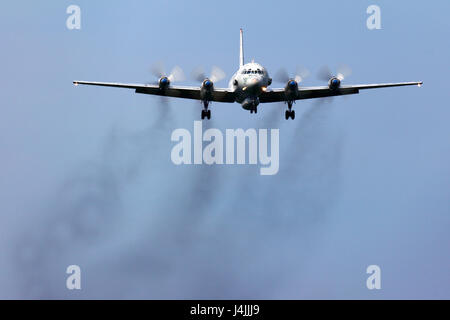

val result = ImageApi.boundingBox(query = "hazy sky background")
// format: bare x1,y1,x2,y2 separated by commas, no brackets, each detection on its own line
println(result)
0,1,449,299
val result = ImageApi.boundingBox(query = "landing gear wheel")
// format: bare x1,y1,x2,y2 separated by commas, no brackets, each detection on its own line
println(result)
254,107,258,114
285,110,295,120
201,109,211,120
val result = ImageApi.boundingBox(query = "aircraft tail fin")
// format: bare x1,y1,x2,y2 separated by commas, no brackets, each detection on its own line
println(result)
239,28,244,67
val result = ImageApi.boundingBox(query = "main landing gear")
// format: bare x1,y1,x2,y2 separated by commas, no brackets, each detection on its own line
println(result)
285,100,295,120
250,106,258,114
201,100,211,120
201,109,211,120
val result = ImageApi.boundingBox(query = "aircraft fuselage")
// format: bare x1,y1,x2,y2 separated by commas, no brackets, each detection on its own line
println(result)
229,62,272,111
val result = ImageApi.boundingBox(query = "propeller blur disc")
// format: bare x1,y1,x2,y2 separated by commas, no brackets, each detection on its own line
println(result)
192,66,226,83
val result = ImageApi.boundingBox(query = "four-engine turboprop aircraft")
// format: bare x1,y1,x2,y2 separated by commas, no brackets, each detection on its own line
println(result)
73,29,422,120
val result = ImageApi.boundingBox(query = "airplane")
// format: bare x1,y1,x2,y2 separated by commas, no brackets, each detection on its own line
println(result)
73,29,422,120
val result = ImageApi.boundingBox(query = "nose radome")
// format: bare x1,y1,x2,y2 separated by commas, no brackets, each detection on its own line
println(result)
251,75,263,83
248,77,263,88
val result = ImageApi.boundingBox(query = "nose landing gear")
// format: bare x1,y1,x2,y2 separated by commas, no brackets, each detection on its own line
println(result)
285,100,295,120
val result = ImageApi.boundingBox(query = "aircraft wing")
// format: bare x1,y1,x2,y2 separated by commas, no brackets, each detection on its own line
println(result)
259,81,423,103
72,81,236,103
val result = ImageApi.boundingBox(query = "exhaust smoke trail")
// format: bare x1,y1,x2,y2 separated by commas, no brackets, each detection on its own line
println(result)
12,97,343,299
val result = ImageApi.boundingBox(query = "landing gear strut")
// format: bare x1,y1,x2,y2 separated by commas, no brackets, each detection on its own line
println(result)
201,100,211,120
285,100,295,120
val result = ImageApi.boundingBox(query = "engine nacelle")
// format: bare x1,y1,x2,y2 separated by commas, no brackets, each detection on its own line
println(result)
200,79,214,101
202,79,213,89
284,79,298,101
159,76,170,90
328,77,341,90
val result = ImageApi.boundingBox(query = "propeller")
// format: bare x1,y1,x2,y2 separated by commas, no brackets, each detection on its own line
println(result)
191,66,226,83
147,62,185,106
275,66,310,84
317,64,352,82
150,61,186,83
317,64,353,104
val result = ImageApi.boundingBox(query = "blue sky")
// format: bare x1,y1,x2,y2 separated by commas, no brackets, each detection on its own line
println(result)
0,0,449,298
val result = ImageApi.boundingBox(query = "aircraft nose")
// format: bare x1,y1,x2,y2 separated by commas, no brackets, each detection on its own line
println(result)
246,76,263,89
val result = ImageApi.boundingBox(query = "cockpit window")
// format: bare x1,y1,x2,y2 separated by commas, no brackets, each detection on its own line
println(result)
242,69,264,75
